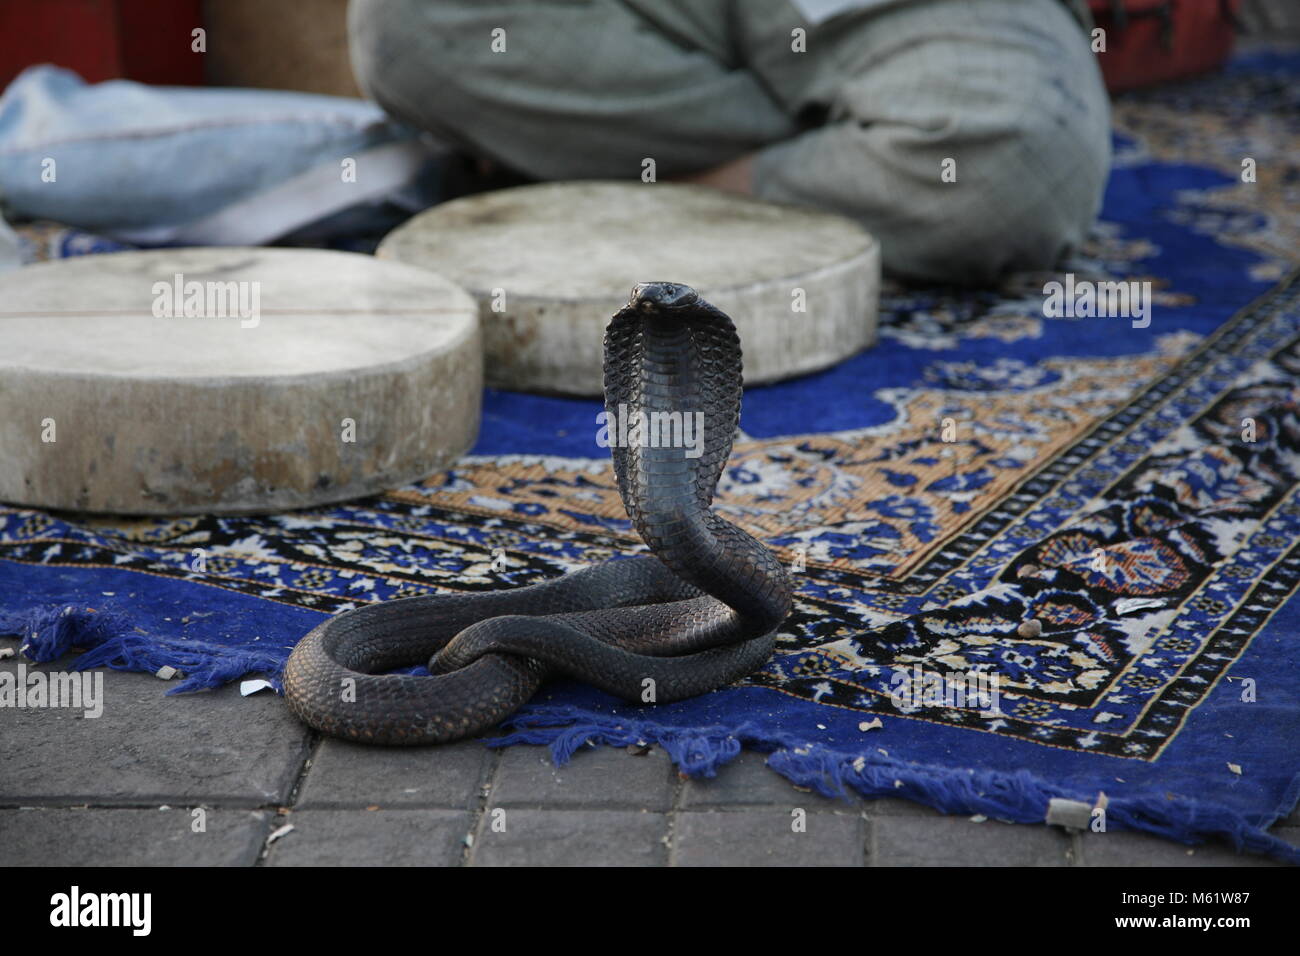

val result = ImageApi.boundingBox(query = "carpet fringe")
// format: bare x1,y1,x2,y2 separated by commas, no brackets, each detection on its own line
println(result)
0,604,283,694
494,705,1300,865
5,603,1296,864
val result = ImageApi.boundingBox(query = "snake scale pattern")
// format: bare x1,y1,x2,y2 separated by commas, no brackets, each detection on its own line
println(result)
283,282,792,744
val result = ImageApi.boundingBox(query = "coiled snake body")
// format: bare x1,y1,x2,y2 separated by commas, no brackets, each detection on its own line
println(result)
284,282,792,744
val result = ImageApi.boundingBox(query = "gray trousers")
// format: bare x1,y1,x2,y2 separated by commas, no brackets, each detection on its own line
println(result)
349,0,1110,284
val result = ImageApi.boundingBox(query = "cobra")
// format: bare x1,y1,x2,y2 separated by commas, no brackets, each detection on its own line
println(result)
283,282,793,744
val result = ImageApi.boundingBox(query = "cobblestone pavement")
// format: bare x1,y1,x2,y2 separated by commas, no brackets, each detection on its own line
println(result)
2,663,1296,866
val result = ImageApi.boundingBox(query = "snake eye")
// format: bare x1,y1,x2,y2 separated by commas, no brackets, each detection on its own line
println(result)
629,282,699,311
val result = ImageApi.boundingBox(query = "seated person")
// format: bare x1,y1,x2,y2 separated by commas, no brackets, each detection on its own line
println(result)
348,0,1110,285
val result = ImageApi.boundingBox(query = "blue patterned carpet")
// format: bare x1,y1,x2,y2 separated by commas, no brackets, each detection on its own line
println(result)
4,48,1300,861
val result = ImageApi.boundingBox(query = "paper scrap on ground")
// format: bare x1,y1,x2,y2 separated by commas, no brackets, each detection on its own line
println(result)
1045,797,1094,830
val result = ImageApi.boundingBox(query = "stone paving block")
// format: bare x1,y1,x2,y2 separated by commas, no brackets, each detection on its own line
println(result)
296,737,492,810
1077,829,1285,867
672,809,864,866
860,796,948,816
265,809,470,866
0,661,311,807
680,749,845,811
489,743,675,810
871,815,1071,866
471,809,667,866
0,808,270,866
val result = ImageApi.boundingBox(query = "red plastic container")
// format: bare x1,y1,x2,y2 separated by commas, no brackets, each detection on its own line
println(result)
1088,0,1241,92
0,0,205,89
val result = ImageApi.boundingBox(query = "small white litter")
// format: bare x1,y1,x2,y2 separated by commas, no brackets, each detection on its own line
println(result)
1017,618,1043,639
240,678,275,697
858,718,883,732
1045,797,1094,830
266,823,294,845
155,666,180,680
1115,597,1167,615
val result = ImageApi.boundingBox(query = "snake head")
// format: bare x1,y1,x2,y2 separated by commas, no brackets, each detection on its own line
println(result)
628,281,700,313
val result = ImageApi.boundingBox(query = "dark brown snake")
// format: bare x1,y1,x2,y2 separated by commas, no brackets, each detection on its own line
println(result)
283,282,793,744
